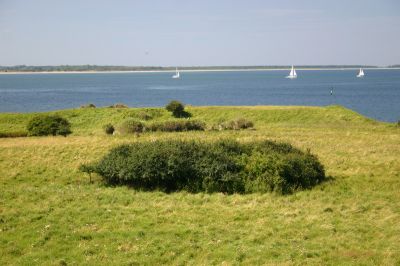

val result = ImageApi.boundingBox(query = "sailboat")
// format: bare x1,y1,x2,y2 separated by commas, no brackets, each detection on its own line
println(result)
356,68,365,78
172,67,180,79
286,65,297,79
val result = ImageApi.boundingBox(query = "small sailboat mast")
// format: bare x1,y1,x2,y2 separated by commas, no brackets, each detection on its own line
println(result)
172,67,180,79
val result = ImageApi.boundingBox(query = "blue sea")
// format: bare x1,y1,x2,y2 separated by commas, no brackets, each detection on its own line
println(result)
0,69,399,122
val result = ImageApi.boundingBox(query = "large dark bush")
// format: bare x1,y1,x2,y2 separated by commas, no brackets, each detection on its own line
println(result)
81,139,326,194
90,141,204,192
27,115,72,136
166,100,189,118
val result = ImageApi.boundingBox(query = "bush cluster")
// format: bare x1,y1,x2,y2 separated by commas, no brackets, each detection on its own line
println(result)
82,139,325,194
80,103,96,108
118,119,205,134
147,120,205,132
27,115,72,136
211,118,254,131
108,103,128,108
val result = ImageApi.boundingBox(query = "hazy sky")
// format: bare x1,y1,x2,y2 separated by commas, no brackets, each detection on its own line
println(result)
1,0,399,66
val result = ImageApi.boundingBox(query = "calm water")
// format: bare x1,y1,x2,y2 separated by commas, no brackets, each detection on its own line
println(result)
0,69,399,122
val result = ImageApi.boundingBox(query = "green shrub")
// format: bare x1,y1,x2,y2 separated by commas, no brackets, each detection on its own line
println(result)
226,118,254,130
90,141,204,192
165,100,187,118
211,118,254,131
147,120,205,132
27,115,72,136
234,118,254,129
184,120,206,131
278,153,326,194
196,140,246,193
82,139,326,194
118,119,144,134
103,124,115,135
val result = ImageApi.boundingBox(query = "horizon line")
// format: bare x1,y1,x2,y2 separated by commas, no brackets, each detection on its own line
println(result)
1,64,399,68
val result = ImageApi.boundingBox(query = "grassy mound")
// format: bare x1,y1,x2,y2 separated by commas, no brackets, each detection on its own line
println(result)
0,105,384,136
0,105,399,265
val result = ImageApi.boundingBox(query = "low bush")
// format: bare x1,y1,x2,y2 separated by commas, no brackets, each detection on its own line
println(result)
82,139,325,194
80,103,96,108
27,115,72,136
211,118,254,131
103,124,115,135
108,103,128,108
147,120,205,132
234,118,254,129
118,119,144,134
0,132,28,138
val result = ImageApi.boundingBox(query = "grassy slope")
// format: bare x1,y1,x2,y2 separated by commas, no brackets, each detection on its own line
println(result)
0,106,399,265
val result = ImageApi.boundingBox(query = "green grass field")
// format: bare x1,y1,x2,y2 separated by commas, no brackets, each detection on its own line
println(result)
0,105,399,265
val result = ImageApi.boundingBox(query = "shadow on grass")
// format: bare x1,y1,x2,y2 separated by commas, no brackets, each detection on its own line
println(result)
90,175,337,196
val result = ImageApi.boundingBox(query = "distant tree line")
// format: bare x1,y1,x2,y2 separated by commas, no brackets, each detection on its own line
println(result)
0,64,389,72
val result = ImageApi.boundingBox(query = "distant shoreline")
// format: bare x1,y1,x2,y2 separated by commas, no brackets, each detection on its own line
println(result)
1,67,400,75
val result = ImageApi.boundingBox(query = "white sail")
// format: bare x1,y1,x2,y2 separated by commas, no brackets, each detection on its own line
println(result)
172,67,180,79
286,65,297,79
357,68,365,78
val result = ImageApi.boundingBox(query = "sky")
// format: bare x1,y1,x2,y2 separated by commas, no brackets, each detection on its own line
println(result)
0,0,399,66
